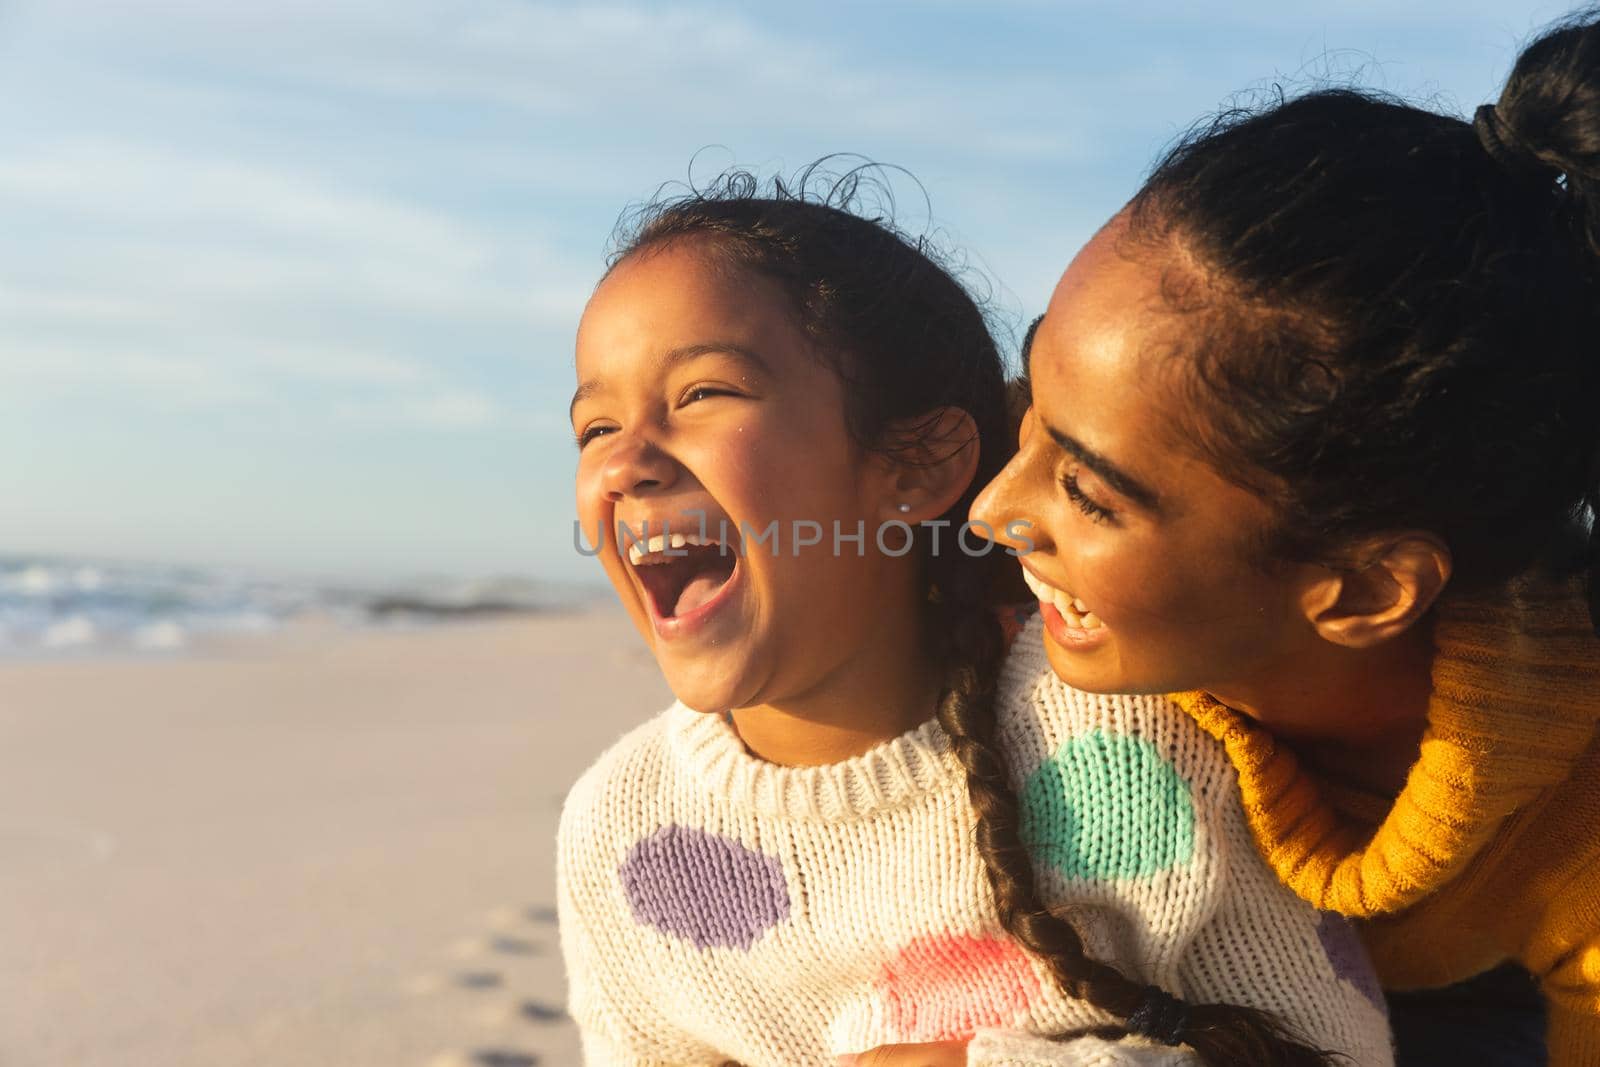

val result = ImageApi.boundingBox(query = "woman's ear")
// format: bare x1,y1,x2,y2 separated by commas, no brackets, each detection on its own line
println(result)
1300,533,1453,648
874,406,981,522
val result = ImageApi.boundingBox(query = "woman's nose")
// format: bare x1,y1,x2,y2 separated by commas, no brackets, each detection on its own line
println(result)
970,449,1044,555
600,434,679,502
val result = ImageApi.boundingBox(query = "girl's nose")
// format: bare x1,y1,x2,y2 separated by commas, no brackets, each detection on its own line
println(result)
600,434,679,502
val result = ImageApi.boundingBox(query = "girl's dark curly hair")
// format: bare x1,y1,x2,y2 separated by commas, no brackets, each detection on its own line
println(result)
611,162,1339,1066
1125,12,1600,624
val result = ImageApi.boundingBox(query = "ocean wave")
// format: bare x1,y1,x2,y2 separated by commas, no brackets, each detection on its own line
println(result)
0,555,598,659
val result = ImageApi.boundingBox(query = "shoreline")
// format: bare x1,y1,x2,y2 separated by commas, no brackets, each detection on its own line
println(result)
0,602,612,664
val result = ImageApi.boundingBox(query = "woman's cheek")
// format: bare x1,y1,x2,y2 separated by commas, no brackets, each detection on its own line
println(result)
1077,540,1188,628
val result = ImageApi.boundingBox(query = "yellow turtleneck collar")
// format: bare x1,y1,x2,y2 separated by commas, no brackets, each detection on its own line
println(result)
1170,570,1600,918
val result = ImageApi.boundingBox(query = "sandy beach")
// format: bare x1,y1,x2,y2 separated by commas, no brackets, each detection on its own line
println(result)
0,607,668,1067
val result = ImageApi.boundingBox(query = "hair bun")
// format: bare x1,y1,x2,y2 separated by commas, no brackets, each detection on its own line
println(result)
1473,103,1560,183
1494,13,1600,256
1496,13,1600,173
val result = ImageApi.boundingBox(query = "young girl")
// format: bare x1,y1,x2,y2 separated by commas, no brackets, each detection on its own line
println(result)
970,14,1600,1067
558,172,1392,1066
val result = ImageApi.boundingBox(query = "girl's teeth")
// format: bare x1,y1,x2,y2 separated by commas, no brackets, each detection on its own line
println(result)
624,526,730,567
1072,598,1090,614
1079,612,1102,630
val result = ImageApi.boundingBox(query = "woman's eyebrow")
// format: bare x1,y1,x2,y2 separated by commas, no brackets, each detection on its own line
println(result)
1021,314,1045,378
1041,417,1163,514
570,342,769,420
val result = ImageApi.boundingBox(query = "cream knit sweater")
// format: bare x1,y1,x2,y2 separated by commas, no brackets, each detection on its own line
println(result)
557,616,1393,1066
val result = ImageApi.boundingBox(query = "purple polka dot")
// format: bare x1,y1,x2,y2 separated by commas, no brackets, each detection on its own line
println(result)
619,825,790,950
1317,912,1386,1013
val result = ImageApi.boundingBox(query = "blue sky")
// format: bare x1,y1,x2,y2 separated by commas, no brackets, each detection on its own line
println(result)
0,0,1573,582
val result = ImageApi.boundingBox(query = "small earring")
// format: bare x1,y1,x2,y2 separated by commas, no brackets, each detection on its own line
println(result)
896,503,912,513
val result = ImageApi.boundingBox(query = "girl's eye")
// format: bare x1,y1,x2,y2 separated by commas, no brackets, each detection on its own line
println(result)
680,384,738,405
1059,469,1117,525
574,425,615,449
575,385,744,449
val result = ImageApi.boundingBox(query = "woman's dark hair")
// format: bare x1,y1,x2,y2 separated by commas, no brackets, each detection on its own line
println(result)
1125,12,1600,626
611,164,1337,1065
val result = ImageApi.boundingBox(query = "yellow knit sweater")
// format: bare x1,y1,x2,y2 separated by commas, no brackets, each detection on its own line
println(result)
1171,571,1600,1066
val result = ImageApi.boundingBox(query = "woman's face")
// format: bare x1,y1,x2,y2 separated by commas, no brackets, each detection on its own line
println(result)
971,216,1322,697
571,240,903,714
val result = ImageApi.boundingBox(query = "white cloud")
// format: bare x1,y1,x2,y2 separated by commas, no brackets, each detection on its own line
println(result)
0,338,264,409
332,388,504,430
12,0,1113,163
0,140,484,263
0,138,588,321
0,288,518,422
0,135,584,429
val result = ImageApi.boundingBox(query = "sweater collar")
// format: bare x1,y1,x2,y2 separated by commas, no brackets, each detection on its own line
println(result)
663,701,964,822
1172,570,1600,917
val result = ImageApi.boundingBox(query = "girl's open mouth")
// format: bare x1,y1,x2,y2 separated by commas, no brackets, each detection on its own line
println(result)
627,531,741,633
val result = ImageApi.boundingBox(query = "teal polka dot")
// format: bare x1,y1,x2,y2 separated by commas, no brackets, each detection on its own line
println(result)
1020,730,1195,880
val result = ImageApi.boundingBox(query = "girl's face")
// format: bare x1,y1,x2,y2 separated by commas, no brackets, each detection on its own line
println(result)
971,216,1322,697
572,241,903,714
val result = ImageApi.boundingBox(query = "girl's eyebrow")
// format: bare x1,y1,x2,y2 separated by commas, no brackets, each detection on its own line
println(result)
569,342,769,420
660,342,770,376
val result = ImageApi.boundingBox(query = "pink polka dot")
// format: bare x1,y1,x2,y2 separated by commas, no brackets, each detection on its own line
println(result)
875,932,1041,1042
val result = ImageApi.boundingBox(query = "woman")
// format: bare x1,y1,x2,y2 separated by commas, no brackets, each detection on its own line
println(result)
963,11,1600,1067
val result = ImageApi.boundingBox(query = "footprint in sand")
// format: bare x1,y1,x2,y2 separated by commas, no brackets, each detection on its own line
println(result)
450,934,545,961
456,971,504,990
422,903,569,1067
519,1000,567,1024
427,1051,540,1067
471,1053,541,1067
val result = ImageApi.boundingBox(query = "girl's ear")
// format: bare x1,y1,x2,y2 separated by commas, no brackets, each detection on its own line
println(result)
1299,533,1453,648
874,406,982,522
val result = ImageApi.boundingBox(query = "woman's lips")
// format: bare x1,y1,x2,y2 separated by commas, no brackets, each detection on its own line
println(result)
1018,562,1104,630
1018,561,1109,650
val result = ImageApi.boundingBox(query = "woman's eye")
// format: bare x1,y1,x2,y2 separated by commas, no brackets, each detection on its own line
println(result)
1059,469,1117,525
